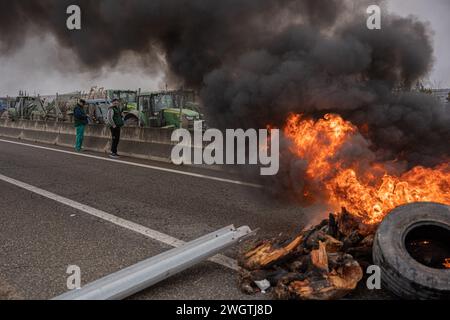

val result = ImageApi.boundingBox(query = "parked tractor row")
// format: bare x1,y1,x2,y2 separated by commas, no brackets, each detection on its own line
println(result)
0,87,204,130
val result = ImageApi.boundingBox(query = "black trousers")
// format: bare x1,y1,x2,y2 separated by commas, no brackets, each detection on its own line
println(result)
110,127,121,154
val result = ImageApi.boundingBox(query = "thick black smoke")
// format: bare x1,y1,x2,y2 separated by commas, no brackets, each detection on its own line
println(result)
0,0,448,170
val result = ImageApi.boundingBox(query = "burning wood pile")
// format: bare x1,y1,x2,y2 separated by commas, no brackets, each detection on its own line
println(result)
239,210,377,300
445,259,450,269
238,112,450,299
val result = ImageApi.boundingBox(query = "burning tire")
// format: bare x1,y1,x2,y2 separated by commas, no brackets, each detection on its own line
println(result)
373,202,450,300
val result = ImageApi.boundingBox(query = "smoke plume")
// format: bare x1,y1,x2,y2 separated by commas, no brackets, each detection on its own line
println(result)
0,0,448,178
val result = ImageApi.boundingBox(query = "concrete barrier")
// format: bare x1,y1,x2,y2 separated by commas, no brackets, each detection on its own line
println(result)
0,119,176,162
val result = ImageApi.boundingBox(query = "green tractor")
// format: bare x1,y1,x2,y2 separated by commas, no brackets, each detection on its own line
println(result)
125,89,203,129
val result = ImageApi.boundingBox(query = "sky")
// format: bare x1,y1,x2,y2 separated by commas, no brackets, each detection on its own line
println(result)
0,36,165,97
388,0,450,89
0,0,449,96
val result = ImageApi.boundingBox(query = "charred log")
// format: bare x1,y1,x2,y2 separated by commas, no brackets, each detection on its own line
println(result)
239,235,304,270
239,209,374,300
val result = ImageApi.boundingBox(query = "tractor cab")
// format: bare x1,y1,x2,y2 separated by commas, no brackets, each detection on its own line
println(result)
0,98,9,116
136,90,202,129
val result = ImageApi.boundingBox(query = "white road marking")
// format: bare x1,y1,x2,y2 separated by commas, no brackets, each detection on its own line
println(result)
0,173,240,271
0,139,263,189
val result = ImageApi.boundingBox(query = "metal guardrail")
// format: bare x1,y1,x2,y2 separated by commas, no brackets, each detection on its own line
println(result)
53,225,253,300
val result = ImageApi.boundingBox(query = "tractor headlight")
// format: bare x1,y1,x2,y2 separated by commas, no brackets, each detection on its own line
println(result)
185,115,194,121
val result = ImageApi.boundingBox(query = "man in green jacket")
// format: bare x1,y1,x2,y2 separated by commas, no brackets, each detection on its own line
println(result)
106,98,124,158
73,99,88,152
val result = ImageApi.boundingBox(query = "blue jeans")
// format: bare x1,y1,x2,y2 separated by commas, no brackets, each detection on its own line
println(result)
75,125,85,151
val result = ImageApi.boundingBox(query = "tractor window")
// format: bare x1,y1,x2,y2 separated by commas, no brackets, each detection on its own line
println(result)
153,94,175,112
122,92,137,103
139,96,152,113
110,91,137,104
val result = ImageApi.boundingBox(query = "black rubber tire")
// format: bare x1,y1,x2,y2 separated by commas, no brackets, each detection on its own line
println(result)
373,202,450,300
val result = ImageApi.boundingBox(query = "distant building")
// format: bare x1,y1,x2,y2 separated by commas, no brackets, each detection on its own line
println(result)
432,89,450,105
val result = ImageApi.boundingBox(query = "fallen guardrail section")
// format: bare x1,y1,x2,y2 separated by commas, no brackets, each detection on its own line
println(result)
53,225,254,300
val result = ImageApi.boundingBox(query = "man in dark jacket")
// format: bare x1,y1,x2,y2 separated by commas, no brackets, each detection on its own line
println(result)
73,99,88,152
106,98,124,158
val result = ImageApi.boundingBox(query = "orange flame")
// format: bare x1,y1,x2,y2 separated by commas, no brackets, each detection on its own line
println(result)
444,258,450,269
284,114,450,224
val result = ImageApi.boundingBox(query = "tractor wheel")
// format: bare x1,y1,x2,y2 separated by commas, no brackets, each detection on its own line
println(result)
124,116,139,127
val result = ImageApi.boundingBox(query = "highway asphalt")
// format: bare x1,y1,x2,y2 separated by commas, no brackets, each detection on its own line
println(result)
0,137,317,300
